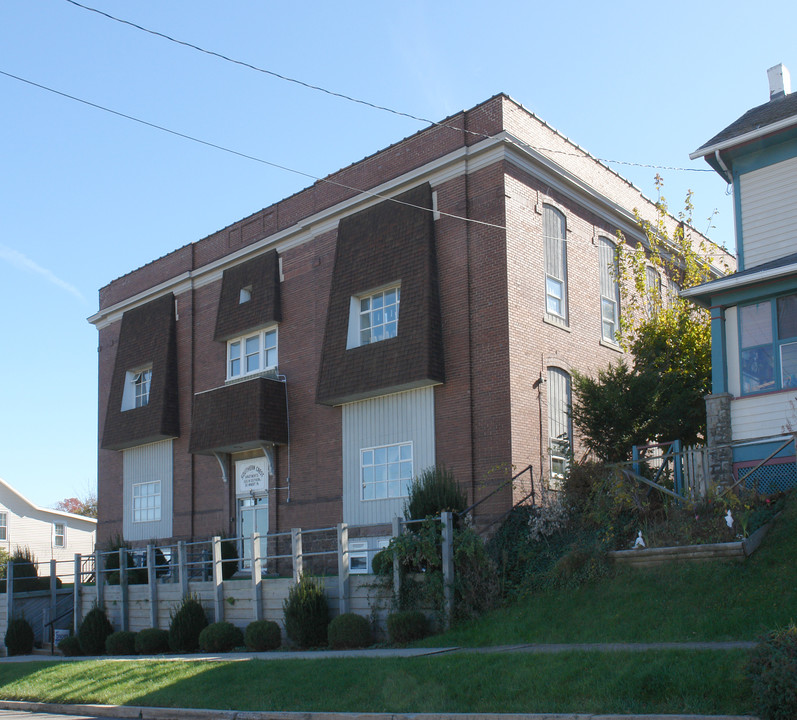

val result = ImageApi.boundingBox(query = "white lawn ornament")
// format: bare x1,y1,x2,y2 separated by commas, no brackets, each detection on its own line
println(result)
633,530,646,549
725,509,734,529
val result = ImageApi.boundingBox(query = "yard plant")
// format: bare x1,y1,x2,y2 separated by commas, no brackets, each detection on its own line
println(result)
283,574,329,648
168,594,209,652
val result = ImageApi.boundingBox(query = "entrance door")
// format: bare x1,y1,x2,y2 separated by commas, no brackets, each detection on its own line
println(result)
239,495,268,570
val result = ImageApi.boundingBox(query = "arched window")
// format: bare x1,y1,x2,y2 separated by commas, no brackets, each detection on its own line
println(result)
599,238,620,343
543,205,568,322
547,367,572,485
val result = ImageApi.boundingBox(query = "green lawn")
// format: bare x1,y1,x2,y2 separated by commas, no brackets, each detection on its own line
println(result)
0,651,752,715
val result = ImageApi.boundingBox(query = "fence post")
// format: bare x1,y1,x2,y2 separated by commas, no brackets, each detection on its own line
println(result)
336,523,349,615
632,445,640,476
391,517,402,601
119,548,129,632
73,554,82,634
95,549,104,609
6,561,13,622
212,536,224,623
178,541,188,597
49,559,57,645
251,532,263,621
147,545,158,629
673,439,684,497
291,528,303,583
441,511,454,629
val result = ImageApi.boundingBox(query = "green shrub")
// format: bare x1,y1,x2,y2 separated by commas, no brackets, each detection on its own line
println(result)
405,465,466,521
198,622,243,653
102,535,146,585
371,547,392,577
168,594,208,652
57,634,82,657
135,628,170,655
748,623,797,720
105,630,137,656
283,575,329,648
78,605,113,655
327,613,371,649
4,617,34,656
244,620,281,651
387,610,428,644
4,547,39,593
221,536,238,580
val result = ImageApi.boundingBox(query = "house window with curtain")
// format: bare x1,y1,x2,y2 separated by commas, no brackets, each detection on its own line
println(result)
543,205,568,322
599,238,620,343
547,367,572,486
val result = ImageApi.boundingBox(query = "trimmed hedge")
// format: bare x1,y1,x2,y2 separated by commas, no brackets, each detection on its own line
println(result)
244,620,282,651
135,628,170,655
327,613,372,649
79,605,113,655
106,630,137,656
4,617,34,656
387,610,428,644
198,622,244,653
168,595,208,652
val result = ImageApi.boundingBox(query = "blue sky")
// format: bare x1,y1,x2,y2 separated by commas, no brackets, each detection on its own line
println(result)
1,0,794,508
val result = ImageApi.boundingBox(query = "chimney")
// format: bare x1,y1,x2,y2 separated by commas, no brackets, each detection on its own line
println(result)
767,63,791,100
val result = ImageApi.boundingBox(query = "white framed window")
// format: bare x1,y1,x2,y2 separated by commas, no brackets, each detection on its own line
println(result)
0,512,7,541
599,238,619,343
227,327,278,379
349,537,390,574
121,366,152,411
133,480,161,523
348,285,400,348
543,205,568,321
360,442,413,500
53,522,65,548
547,367,572,486
239,285,252,304
646,266,661,315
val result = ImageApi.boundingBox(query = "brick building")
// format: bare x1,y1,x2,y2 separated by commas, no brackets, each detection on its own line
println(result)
89,94,730,565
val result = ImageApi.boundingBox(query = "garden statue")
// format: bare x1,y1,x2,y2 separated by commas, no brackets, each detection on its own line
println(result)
725,509,734,529
633,531,646,549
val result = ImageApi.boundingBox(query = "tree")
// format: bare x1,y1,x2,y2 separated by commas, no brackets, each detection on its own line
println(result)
571,177,727,461
54,491,97,519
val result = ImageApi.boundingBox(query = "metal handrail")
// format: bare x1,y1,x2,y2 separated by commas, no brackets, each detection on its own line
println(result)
459,464,534,518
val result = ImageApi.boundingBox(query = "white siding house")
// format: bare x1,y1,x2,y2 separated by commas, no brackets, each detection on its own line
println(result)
0,477,96,577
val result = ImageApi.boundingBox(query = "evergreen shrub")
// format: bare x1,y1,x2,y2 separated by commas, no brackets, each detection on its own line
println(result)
405,466,466,521
78,605,113,655
387,610,428,644
135,628,170,655
748,623,797,720
57,634,82,657
327,613,371,649
244,620,281,651
198,621,243,653
105,630,137,656
283,575,329,648
4,617,34,656
168,594,208,652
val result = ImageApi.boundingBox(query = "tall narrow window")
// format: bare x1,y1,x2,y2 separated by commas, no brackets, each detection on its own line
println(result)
543,206,568,321
599,238,619,343
53,523,65,548
133,480,161,523
134,369,152,408
547,367,572,485
0,512,7,541
740,301,775,395
646,266,661,316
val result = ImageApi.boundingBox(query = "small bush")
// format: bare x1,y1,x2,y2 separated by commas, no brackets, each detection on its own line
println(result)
283,575,329,648
405,465,466,521
327,613,372,649
748,623,797,720
105,630,137,656
371,548,392,577
198,622,243,653
78,605,113,655
244,620,281,651
168,594,208,652
5,547,39,593
58,634,82,657
220,536,239,580
387,610,428,644
135,628,170,655
103,536,146,585
4,617,34,656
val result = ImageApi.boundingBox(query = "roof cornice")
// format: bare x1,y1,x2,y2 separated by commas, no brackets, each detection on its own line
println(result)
690,114,797,160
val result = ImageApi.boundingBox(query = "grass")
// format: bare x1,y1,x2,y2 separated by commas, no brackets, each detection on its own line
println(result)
420,488,797,647
0,651,752,715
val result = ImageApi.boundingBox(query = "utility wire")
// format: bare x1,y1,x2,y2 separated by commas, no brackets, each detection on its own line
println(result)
63,0,712,174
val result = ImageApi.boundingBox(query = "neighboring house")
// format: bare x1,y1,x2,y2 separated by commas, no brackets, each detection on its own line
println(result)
0,477,96,575
684,64,797,492
89,93,731,560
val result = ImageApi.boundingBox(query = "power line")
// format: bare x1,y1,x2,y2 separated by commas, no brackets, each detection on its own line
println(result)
63,0,712,175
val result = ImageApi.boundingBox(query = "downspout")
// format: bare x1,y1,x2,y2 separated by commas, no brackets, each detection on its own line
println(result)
464,116,477,510
714,150,733,185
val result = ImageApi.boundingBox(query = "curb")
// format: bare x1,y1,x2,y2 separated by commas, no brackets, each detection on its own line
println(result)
0,702,761,720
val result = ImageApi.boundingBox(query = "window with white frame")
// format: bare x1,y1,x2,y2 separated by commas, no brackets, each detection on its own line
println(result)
132,480,161,523
53,522,65,548
349,537,390,574
348,285,400,348
0,512,7,541
740,293,797,395
361,442,413,500
646,266,661,315
227,327,278,379
121,366,152,411
599,238,619,343
543,206,568,321
547,367,572,485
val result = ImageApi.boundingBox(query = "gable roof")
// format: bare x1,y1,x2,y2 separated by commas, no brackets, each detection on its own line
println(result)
691,92,797,159
0,476,97,526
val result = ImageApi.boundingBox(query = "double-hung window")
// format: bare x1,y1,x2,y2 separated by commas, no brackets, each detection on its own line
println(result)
53,523,65,548
740,293,797,394
646,266,661,316
359,286,400,345
547,367,572,485
0,512,7,541
599,238,620,343
543,206,568,321
122,366,152,411
227,327,278,380
360,442,413,500
133,480,161,523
